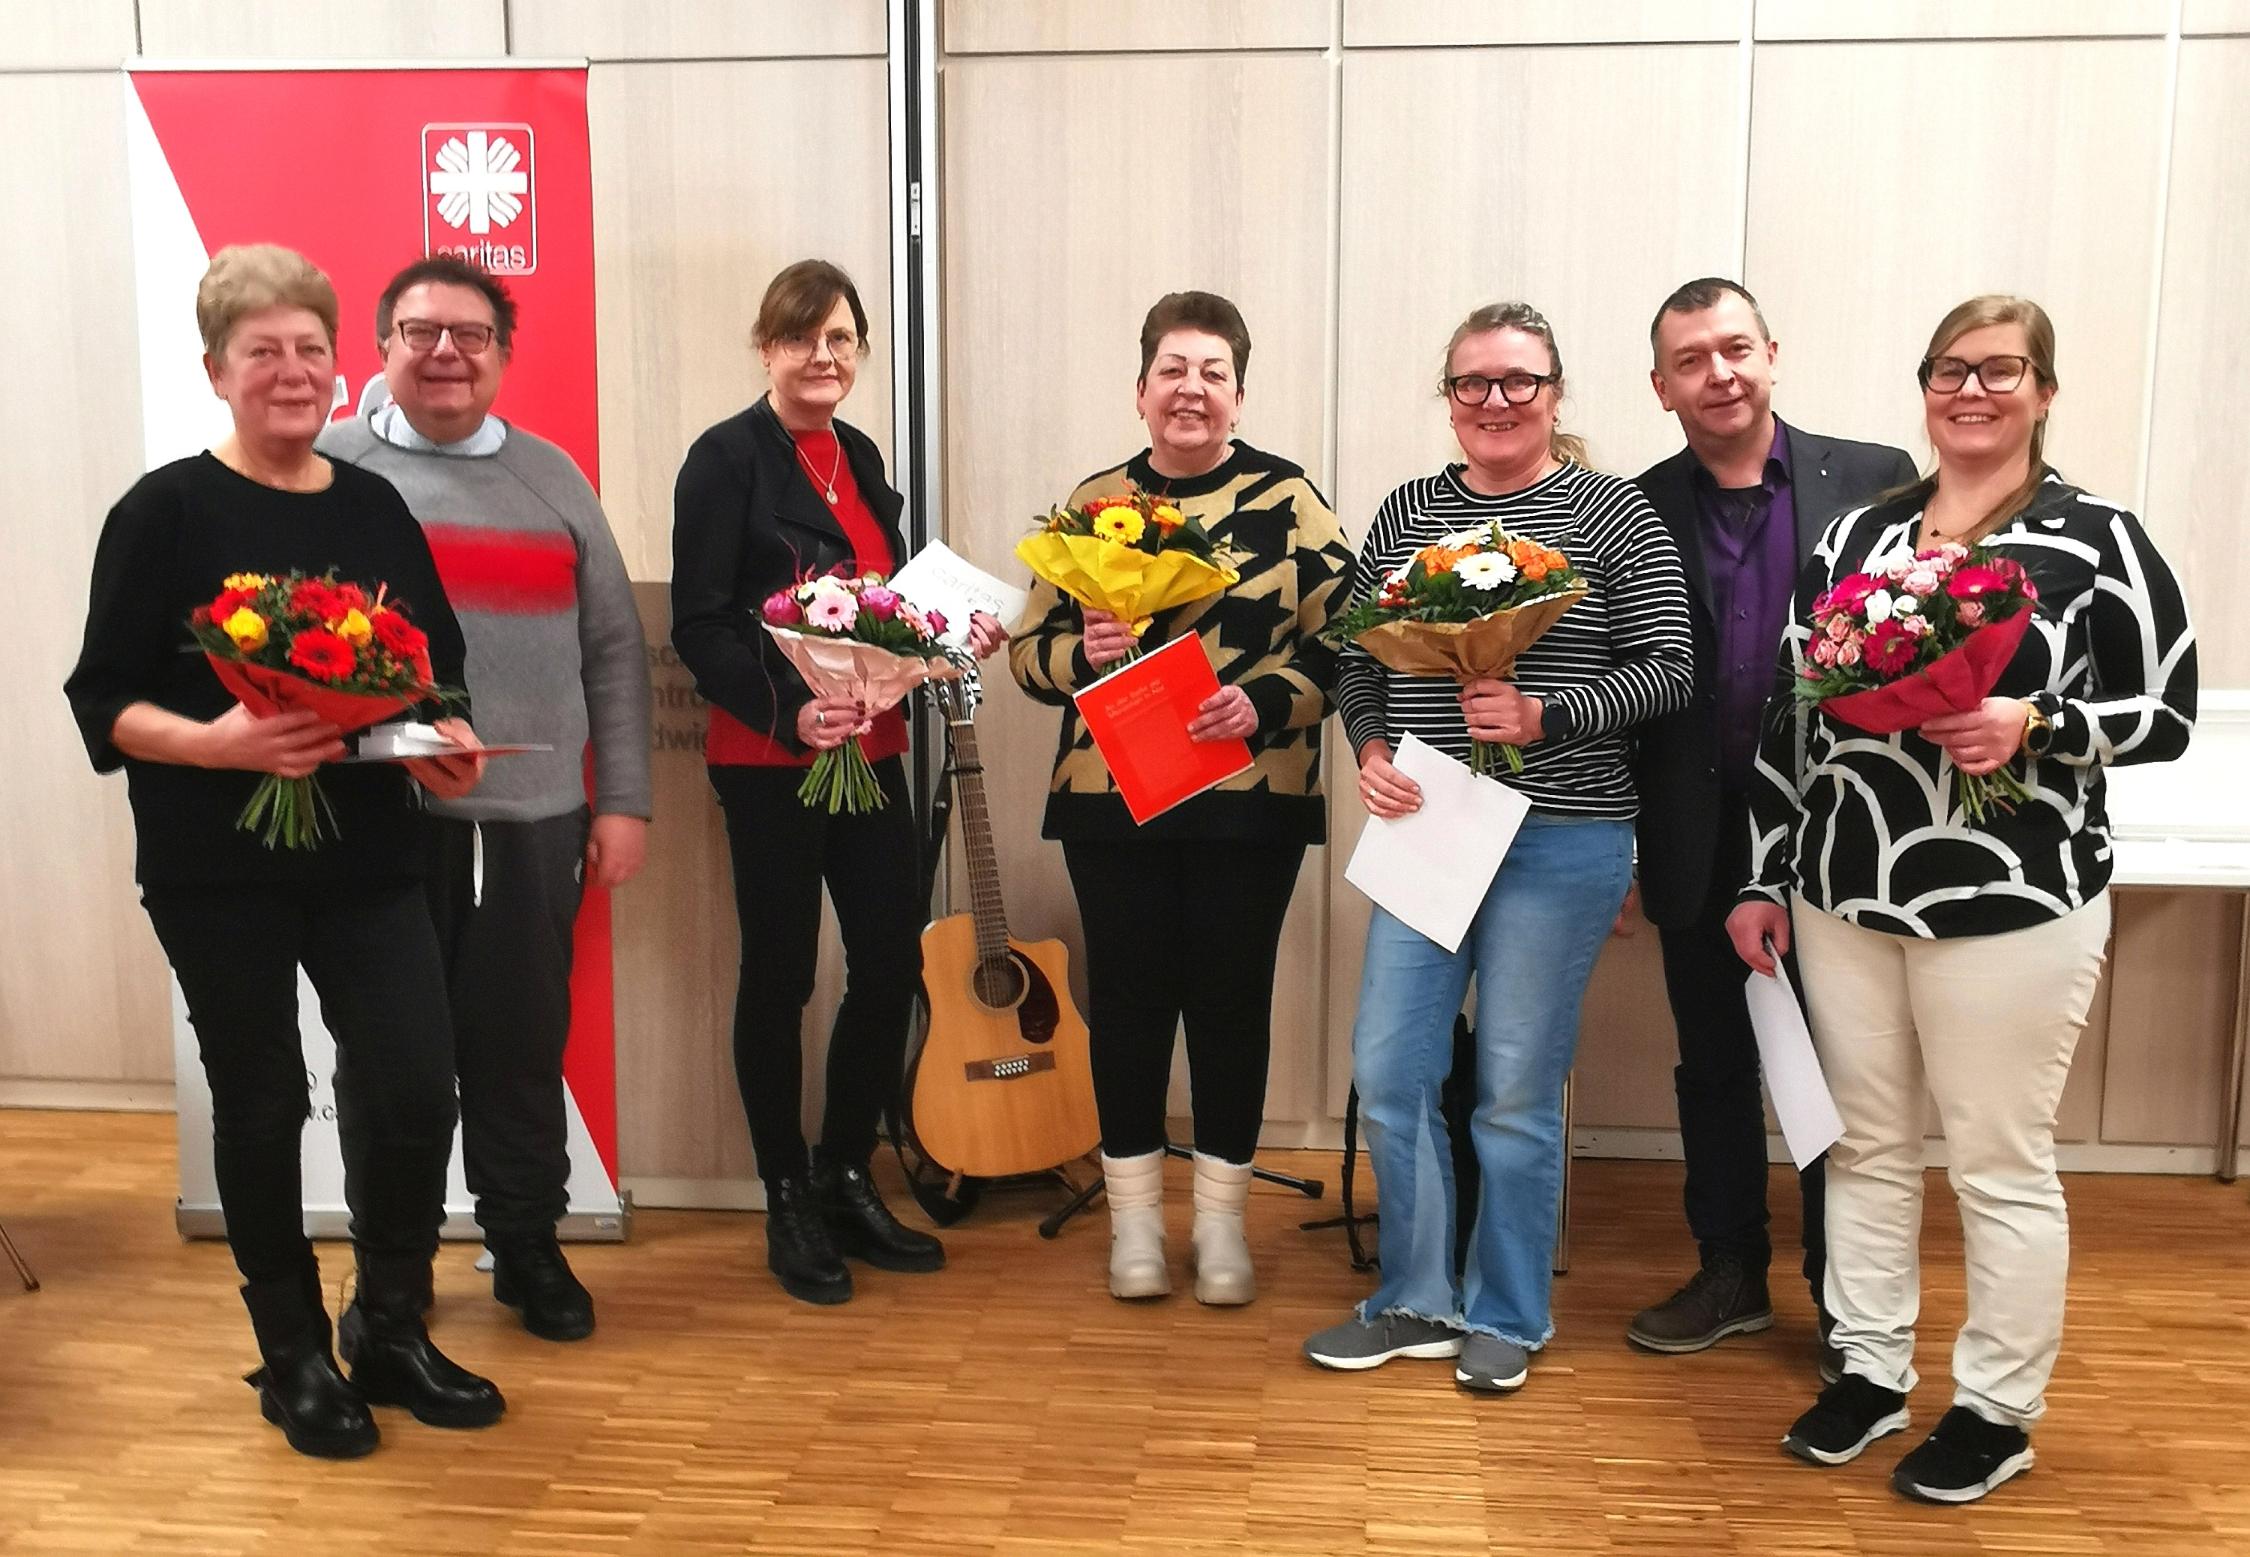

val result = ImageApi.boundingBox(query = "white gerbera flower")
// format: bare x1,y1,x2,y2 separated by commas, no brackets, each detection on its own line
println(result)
1454,552,1518,589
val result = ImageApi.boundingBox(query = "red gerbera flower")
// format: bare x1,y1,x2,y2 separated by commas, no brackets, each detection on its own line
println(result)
209,586,256,622
1861,618,1917,677
287,627,358,683
289,579,347,622
370,608,427,659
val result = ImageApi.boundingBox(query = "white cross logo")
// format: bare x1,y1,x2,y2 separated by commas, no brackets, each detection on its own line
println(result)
428,130,528,235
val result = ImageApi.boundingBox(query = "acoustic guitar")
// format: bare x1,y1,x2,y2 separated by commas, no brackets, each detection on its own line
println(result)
906,673,1100,1180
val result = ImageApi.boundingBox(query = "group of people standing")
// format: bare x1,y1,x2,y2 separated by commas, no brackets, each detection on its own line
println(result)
68,245,2194,1512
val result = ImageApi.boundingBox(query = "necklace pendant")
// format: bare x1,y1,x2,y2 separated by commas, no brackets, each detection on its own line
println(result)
825,487,839,503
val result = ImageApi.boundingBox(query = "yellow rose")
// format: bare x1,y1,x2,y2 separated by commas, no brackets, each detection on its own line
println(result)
332,607,373,645
221,607,268,651
1151,504,1185,532
1093,509,1146,544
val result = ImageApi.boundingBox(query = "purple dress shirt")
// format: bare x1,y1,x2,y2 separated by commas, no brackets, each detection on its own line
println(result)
1694,422,1796,791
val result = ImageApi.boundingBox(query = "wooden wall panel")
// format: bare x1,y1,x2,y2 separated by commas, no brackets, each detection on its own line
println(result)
614,585,846,1186
1754,0,2169,40
0,0,136,69
0,72,172,1085
944,0,1328,55
2186,0,2250,32
2101,890,2245,1147
941,51,1336,1134
1333,43,1743,527
1745,39,2166,509
511,0,885,61
1343,0,1739,47
2143,40,2250,687
588,57,894,582
137,0,506,58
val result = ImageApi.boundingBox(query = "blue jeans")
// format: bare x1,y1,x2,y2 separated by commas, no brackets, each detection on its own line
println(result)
1351,814,1632,1346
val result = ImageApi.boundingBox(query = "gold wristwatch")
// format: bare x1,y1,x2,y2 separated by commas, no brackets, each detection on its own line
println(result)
2022,700,2055,758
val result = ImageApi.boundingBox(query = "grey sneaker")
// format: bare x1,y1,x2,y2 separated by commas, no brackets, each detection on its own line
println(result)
1303,1312,1464,1371
1453,1333,1530,1392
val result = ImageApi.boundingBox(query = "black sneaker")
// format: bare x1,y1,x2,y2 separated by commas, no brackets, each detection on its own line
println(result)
1626,1255,1774,1354
1781,1374,1910,1466
1890,1406,2034,1504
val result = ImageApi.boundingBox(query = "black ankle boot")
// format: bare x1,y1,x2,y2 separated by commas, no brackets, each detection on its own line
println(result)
490,1232,595,1342
814,1153,945,1273
766,1176,852,1305
240,1272,379,1459
339,1253,506,1429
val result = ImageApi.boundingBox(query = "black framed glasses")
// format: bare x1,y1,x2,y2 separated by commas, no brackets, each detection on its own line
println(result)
776,327,864,362
1919,354,2034,394
1443,370,1557,407
394,319,497,355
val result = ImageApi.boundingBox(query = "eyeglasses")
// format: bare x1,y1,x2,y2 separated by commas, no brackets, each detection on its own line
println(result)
394,319,497,355
1443,371,1558,408
1919,354,2034,394
775,328,864,363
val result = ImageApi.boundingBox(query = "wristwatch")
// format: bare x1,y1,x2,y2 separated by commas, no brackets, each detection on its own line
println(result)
1540,700,1576,743
2022,698,2056,758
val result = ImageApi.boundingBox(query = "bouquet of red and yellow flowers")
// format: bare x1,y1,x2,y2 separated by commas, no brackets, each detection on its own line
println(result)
1015,486,1239,663
761,569,960,813
1795,541,2041,821
189,570,452,849
1326,522,1588,774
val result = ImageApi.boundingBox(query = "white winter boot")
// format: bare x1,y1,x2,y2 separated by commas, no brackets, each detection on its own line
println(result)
1101,1150,1170,1299
1190,1153,1255,1306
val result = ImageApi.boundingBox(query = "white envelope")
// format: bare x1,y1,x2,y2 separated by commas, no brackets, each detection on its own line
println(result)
889,539,1030,649
1744,955,1845,1171
1343,733,1530,953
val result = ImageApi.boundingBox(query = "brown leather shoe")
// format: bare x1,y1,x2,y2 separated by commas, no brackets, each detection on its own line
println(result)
1626,1256,1774,1353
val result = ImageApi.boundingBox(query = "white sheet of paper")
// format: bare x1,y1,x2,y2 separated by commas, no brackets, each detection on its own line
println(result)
1744,956,1844,1171
1343,734,1530,954
889,540,1030,649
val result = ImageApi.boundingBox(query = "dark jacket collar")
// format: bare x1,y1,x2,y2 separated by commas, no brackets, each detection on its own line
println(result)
747,394,905,552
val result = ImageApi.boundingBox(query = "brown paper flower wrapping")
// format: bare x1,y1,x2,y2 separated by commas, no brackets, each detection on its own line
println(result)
1347,587,1588,681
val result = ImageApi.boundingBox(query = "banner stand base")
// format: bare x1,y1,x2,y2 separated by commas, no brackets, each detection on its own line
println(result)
176,1192,632,1244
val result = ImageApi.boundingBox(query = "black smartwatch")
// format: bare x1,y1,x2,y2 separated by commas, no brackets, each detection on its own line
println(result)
1539,700,1576,743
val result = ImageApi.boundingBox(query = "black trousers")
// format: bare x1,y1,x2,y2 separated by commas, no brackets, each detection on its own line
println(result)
1653,806,1826,1303
144,882,458,1288
418,809,589,1241
1061,838,1307,1165
712,758,923,1184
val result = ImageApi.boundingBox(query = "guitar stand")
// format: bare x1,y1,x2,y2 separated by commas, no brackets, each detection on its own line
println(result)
1037,1144,1325,1240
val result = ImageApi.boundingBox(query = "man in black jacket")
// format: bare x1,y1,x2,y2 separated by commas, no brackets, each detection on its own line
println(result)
1628,278,1916,1371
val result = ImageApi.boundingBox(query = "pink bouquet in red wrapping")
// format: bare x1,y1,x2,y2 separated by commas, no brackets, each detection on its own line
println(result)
1795,542,2040,821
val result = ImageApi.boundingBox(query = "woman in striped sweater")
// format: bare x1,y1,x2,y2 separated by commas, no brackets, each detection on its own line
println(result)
1304,302,1695,1391
1011,291,1354,1307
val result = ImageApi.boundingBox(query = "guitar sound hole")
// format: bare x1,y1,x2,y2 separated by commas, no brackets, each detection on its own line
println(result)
972,955,1027,1009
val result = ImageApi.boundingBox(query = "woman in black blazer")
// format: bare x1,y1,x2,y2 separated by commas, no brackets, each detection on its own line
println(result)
671,259,1003,1305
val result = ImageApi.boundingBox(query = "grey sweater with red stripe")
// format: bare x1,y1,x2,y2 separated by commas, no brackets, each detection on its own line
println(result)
318,408,652,824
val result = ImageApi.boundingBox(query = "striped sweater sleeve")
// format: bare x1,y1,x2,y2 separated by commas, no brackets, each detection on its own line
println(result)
1540,481,1695,741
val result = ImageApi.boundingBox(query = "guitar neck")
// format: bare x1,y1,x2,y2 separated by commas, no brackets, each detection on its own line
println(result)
948,715,1012,964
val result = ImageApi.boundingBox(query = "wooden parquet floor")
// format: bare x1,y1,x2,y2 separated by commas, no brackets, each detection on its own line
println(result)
1,1110,2246,1556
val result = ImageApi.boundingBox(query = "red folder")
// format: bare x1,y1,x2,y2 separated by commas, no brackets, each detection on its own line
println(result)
1072,633,1254,825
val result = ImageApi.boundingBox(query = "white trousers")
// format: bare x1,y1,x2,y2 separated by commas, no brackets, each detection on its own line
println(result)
1793,894,2112,1429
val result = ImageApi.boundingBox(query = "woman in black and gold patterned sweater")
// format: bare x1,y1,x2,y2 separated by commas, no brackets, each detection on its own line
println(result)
1011,291,1353,1310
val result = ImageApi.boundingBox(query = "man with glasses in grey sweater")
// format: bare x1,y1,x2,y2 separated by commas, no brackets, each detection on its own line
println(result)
321,256,651,1341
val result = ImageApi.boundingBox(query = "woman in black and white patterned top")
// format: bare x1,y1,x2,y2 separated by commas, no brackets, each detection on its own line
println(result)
1303,303,1693,1393
1729,296,2195,1505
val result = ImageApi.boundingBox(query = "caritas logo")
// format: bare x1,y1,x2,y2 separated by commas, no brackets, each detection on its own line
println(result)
422,124,537,274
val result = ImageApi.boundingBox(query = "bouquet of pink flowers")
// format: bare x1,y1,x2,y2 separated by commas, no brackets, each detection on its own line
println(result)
1795,542,2040,821
761,570,959,813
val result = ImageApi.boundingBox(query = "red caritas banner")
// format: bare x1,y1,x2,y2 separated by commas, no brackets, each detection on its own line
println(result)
127,66,624,1237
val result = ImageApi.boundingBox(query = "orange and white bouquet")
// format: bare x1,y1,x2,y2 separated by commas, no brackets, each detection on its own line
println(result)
188,570,454,848
1326,522,1588,774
